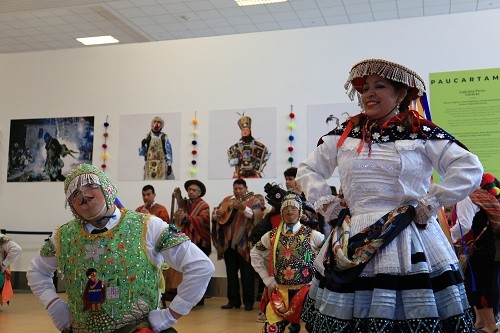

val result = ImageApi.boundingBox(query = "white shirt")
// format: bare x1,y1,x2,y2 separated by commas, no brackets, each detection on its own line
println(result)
0,234,22,272
27,208,214,316
250,222,324,287
450,196,480,243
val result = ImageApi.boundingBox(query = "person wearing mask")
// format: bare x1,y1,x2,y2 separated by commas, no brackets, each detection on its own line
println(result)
297,59,483,332
284,167,322,233
251,193,324,332
27,164,214,333
139,116,174,180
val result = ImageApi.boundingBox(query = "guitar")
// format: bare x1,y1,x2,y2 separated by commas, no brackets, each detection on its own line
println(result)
217,191,254,225
170,187,187,226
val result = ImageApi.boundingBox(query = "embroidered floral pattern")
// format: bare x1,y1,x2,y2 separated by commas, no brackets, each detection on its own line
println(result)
85,240,105,261
327,117,456,145
56,210,160,332
283,266,295,280
267,226,316,285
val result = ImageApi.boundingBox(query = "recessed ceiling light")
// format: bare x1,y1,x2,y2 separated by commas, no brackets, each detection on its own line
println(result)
76,35,119,46
235,0,288,6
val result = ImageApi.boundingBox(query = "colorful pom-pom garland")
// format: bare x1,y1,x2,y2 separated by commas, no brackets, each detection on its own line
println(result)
287,105,295,165
190,111,199,177
101,116,110,170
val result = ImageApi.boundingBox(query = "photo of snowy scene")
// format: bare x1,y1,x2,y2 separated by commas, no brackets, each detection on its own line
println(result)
7,116,94,182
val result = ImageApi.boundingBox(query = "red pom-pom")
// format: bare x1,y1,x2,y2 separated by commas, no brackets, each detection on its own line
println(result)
289,113,295,119
482,173,495,186
288,146,294,152
101,164,107,169
102,143,108,149
191,150,197,155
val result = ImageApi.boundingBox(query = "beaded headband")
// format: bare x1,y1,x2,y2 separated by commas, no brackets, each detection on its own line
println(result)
280,193,302,215
344,59,426,101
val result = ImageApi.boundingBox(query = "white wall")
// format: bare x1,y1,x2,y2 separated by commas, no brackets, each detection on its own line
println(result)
1,9,500,276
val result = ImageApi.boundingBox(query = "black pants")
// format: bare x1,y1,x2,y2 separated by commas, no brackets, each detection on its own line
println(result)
224,247,255,307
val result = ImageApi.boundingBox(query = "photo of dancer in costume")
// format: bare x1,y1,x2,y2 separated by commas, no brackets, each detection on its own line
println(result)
297,59,483,332
43,131,80,182
227,114,270,178
139,116,175,180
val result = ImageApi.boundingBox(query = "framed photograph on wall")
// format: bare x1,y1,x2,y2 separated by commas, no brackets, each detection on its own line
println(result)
208,107,277,179
7,116,94,182
118,113,181,181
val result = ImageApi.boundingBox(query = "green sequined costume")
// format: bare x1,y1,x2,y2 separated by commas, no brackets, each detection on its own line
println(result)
42,209,189,333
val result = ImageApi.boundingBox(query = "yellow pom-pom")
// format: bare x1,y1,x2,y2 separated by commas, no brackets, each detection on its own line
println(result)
192,119,199,126
189,167,198,176
192,129,199,136
287,122,297,130
102,153,109,160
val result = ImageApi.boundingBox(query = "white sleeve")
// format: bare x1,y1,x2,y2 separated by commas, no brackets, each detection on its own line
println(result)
250,232,271,283
26,229,61,308
1,239,22,269
311,230,326,254
145,216,214,316
450,197,480,243
26,253,60,308
160,241,214,316
297,135,341,216
421,140,483,211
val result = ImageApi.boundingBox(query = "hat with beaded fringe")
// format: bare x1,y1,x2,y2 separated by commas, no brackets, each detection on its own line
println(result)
280,192,302,216
344,59,426,101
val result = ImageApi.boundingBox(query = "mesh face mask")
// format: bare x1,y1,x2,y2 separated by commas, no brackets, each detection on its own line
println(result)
64,164,117,222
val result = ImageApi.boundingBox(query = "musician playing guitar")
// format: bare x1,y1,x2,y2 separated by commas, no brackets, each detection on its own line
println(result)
211,178,263,311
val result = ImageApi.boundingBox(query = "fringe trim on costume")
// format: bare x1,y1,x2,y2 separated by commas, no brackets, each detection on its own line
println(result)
344,59,426,101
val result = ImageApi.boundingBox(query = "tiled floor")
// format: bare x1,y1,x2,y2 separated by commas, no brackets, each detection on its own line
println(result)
0,292,264,332
4,292,499,332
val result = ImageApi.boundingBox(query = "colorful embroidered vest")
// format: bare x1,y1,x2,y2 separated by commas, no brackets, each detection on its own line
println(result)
56,210,159,333
270,225,316,286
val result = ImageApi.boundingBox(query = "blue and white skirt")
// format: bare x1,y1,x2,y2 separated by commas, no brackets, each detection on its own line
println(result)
301,212,475,333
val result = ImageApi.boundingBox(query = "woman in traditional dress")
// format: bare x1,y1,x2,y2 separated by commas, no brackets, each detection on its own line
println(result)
297,59,483,332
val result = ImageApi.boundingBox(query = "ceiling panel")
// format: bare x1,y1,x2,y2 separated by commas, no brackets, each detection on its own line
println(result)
0,0,493,54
